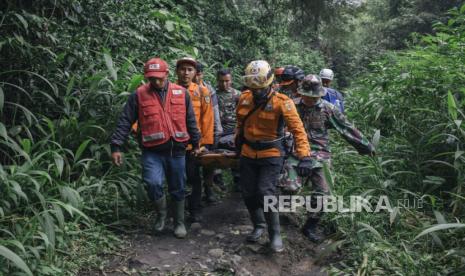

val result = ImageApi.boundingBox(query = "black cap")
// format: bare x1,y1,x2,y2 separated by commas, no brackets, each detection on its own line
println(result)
281,66,305,82
196,62,204,72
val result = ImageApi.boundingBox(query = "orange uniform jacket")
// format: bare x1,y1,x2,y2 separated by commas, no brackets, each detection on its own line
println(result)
236,90,310,159
185,82,214,146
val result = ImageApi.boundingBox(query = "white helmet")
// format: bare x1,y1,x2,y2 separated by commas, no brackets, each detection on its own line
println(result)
243,60,274,89
319,68,334,80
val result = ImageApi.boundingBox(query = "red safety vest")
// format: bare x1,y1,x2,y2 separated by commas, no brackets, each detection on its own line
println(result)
136,82,190,147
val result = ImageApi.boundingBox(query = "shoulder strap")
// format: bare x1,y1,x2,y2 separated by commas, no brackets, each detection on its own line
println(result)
242,92,275,126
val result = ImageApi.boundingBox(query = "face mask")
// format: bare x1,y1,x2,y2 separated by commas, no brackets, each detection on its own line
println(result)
252,87,270,103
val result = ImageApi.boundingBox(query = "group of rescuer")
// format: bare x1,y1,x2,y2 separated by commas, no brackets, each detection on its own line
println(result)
110,57,375,252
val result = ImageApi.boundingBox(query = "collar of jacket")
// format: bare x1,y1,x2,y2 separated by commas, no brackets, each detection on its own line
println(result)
300,98,323,109
176,80,192,89
216,87,233,93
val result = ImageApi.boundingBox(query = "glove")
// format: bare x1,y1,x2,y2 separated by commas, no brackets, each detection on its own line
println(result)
296,157,316,177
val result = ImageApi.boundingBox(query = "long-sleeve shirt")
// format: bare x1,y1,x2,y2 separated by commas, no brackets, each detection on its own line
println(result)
110,81,200,156
322,87,345,113
182,82,214,146
216,87,241,135
297,98,374,160
200,80,223,137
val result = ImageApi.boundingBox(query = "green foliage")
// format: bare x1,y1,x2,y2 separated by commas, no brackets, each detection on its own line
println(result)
1,0,464,274
0,0,195,274
325,4,465,274
0,0,324,274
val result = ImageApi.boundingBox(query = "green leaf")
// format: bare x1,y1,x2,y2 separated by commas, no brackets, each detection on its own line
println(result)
41,212,56,247
0,122,7,140
52,203,65,227
0,245,33,276
372,129,380,148
51,200,89,221
75,139,91,161
447,91,457,120
104,52,117,81
14,13,28,30
460,3,465,14
433,210,447,224
66,76,75,95
165,20,175,32
0,86,4,112
43,117,56,140
414,223,465,240
21,139,31,154
357,222,383,240
54,153,64,177
10,180,28,201
127,74,144,92
151,9,169,19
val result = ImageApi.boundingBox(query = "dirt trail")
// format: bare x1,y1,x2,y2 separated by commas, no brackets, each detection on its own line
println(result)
91,193,331,275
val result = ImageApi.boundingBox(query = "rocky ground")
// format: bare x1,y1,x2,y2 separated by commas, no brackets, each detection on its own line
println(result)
84,192,336,275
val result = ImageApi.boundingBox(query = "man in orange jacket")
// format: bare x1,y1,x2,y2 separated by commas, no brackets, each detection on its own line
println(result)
195,62,221,203
176,57,214,222
236,60,312,252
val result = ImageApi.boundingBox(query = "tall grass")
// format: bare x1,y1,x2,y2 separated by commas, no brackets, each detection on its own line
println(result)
0,0,197,274
325,4,465,274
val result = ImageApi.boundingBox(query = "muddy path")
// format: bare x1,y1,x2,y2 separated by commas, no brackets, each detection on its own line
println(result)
87,192,333,275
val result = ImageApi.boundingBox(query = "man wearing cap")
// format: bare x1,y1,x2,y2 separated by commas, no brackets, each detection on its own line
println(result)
194,62,221,203
110,57,201,239
295,74,375,242
176,57,214,222
279,65,306,99
319,68,345,113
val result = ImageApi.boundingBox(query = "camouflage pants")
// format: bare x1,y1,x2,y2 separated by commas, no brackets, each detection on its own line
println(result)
278,156,331,194
306,167,330,219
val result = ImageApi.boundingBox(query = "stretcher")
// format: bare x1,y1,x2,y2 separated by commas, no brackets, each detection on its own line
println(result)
196,149,239,169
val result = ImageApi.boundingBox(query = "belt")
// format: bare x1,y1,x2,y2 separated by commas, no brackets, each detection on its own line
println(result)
244,137,284,151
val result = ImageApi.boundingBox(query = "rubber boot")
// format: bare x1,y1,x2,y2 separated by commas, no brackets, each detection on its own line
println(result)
302,217,323,243
233,174,241,192
213,171,226,191
173,200,187,238
204,185,218,204
244,197,266,242
247,208,266,242
189,209,203,223
265,211,284,252
154,196,167,232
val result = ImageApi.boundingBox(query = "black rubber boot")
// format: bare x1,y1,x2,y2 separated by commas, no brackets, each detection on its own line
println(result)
265,211,284,253
233,175,241,192
189,209,203,223
213,171,226,191
174,200,187,238
154,196,167,232
244,197,266,242
302,217,323,243
204,185,218,204
247,208,266,242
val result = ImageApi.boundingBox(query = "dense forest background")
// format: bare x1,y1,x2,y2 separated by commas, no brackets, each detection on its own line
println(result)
1,0,464,274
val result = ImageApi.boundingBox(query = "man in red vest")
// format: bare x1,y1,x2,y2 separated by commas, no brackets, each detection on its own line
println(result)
110,57,201,239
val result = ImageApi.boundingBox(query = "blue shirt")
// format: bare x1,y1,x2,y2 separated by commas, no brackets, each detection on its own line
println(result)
322,87,344,113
